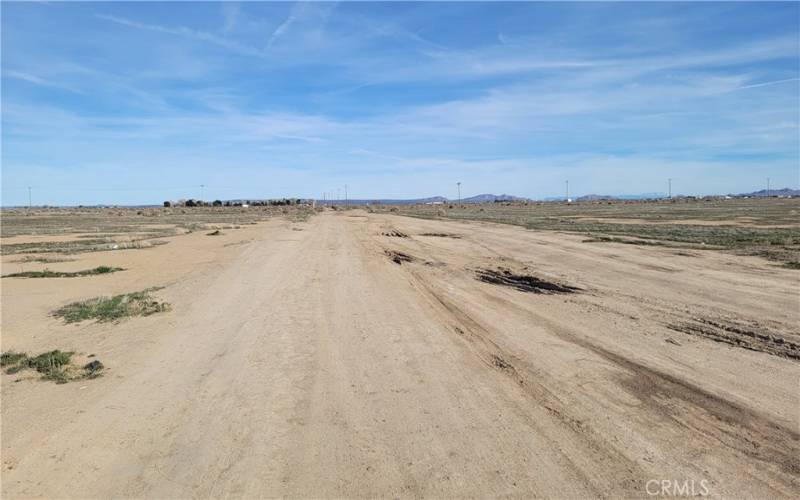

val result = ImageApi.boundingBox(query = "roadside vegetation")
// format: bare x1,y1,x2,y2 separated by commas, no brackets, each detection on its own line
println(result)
378,198,800,267
11,255,75,263
0,238,168,256
53,288,170,324
3,266,123,278
1,350,104,384
0,205,315,238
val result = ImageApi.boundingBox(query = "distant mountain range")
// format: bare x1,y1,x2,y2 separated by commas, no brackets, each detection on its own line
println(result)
735,188,799,197
566,188,800,202
572,193,666,201
318,188,798,205
333,196,447,205
322,194,529,205
461,193,529,203
5,188,797,209
575,194,618,201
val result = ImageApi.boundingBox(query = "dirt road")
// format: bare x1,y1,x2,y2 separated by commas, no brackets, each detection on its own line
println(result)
2,211,798,498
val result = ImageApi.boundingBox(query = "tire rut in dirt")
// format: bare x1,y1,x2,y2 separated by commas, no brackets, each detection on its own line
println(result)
484,291,800,481
667,317,800,360
476,267,580,294
408,270,646,496
381,230,409,238
420,233,461,239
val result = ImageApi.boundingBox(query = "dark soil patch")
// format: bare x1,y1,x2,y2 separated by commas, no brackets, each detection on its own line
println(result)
381,230,409,238
420,232,461,239
476,268,580,294
491,355,512,370
385,250,414,265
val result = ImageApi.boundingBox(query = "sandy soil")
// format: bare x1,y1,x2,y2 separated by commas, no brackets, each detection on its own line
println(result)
1,210,798,498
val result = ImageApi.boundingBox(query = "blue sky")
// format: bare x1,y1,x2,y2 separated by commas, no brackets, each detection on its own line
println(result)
2,1,798,205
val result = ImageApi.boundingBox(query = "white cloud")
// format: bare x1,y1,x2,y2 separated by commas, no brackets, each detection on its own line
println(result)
3,70,83,93
267,13,296,48
730,77,800,92
96,13,266,58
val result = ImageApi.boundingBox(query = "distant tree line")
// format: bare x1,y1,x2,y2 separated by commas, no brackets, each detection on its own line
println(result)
164,198,306,208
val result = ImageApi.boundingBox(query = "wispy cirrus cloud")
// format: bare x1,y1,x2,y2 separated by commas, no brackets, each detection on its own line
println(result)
4,69,84,94
266,12,297,48
96,13,266,58
730,77,800,92
2,1,798,206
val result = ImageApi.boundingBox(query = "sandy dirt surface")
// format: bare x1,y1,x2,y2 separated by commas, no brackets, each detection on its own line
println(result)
2,210,798,498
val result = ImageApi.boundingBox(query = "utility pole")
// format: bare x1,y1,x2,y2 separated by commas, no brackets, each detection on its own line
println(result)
337,188,341,203
345,184,348,206
457,182,461,204
200,184,205,201
565,180,569,202
668,178,672,199
323,192,326,206
28,186,32,209
767,177,770,198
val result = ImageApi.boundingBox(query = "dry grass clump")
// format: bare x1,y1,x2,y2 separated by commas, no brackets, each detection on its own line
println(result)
1,350,104,384
11,256,75,264
3,266,124,279
53,288,170,323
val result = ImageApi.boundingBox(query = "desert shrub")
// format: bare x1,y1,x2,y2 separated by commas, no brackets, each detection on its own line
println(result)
3,266,123,279
1,350,105,382
54,289,169,323
83,360,105,378
1,351,27,367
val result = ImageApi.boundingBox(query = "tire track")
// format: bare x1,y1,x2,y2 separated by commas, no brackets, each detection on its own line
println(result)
404,268,648,497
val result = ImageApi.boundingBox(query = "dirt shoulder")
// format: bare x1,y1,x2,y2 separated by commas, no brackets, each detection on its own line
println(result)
2,210,797,498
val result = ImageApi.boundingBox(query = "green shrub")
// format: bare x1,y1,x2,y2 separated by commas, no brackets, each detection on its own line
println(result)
54,289,169,323
3,266,124,278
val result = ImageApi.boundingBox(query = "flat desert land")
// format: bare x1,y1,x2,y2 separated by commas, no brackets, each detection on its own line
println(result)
1,202,798,498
